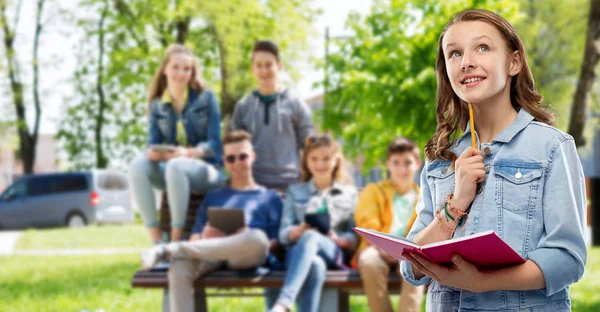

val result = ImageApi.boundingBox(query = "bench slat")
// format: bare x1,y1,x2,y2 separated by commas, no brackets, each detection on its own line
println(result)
132,270,402,290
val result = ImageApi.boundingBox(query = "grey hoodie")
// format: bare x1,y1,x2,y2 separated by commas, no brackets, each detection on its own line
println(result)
232,89,313,190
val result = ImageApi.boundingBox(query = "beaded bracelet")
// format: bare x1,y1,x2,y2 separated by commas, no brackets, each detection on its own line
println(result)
445,194,470,232
435,209,457,239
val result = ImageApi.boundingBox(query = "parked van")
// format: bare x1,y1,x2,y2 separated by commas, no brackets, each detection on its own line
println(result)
0,170,133,230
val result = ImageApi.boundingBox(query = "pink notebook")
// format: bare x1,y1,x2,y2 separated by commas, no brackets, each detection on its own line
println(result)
353,227,525,269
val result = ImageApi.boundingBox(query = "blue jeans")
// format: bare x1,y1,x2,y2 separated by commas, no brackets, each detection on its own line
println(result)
129,154,221,230
276,229,341,312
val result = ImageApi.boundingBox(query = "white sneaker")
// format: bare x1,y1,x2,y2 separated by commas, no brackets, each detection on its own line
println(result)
140,245,167,270
268,303,288,312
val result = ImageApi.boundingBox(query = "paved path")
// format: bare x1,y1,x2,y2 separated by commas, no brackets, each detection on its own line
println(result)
0,231,22,255
13,248,143,256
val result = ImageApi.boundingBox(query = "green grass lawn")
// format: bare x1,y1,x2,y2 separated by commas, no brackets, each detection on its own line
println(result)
4,225,600,311
15,224,150,250
0,253,379,311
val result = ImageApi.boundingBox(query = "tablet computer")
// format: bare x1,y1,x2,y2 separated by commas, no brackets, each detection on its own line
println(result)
304,213,330,235
207,208,245,235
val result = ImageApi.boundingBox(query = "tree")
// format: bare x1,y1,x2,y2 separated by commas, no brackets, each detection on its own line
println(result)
567,0,600,147
0,0,46,173
321,0,519,169
190,0,319,118
58,0,317,169
514,0,591,130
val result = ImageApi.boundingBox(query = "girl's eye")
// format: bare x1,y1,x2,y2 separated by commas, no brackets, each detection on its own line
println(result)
478,45,489,52
450,51,461,58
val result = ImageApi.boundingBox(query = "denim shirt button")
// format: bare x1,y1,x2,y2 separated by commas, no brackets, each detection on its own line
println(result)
442,168,448,175
484,146,491,155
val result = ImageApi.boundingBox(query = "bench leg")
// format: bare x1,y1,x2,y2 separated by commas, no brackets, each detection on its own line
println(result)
337,291,350,312
162,289,170,312
194,288,208,312
318,288,340,312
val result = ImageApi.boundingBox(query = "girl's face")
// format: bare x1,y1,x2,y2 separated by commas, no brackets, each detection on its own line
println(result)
306,146,339,182
386,152,420,184
442,21,521,105
164,53,194,89
251,51,281,89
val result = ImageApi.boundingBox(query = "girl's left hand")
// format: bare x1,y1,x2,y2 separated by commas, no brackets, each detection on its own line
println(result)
329,230,351,249
186,147,204,158
403,252,486,293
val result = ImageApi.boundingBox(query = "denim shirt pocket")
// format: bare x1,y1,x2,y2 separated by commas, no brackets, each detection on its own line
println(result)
426,161,455,211
493,162,543,257
493,162,543,213
188,105,209,140
292,195,310,222
152,112,171,140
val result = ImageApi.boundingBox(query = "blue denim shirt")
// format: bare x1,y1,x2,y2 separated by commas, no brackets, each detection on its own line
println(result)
148,88,222,166
400,109,587,311
278,180,359,251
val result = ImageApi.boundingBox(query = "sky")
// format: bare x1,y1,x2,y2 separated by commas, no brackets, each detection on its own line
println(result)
0,0,372,136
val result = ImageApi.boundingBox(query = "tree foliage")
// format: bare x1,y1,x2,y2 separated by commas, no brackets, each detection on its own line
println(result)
321,0,519,169
57,0,318,169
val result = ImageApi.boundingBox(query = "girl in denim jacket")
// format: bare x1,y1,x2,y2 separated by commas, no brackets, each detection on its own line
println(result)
270,135,358,312
400,9,587,312
129,44,223,243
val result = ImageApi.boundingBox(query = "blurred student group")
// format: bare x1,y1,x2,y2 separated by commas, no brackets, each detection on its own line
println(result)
0,40,428,312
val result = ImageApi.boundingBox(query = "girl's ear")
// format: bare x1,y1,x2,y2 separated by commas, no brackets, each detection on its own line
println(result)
509,50,522,77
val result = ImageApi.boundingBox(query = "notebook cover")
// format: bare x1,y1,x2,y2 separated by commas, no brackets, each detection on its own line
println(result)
353,227,525,269
422,230,525,269
353,227,428,261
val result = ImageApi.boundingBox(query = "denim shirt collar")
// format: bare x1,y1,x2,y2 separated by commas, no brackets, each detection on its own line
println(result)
307,179,345,196
159,87,198,111
459,108,535,145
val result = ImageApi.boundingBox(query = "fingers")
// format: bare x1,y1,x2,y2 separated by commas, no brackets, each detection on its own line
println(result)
472,169,486,182
464,155,484,165
451,255,475,272
459,146,482,159
403,253,440,281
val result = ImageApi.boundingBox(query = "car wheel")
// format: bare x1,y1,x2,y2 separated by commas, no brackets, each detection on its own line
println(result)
66,213,86,228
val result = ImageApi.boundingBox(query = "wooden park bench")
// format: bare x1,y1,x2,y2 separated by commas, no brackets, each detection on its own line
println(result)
131,268,403,312
131,192,404,312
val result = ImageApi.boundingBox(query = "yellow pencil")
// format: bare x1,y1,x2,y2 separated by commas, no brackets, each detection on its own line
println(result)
469,103,476,148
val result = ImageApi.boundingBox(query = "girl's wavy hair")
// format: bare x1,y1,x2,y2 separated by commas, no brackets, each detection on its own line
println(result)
425,9,554,162
147,44,204,106
300,135,352,185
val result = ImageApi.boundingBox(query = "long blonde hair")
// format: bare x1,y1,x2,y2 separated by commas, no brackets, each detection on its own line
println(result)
147,44,204,105
300,135,352,185
425,9,554,162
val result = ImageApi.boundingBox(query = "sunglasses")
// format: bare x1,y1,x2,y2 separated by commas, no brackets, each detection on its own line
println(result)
305,135,331,146
224,153,250,164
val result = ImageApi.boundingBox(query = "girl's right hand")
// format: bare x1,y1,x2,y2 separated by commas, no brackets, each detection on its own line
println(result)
148,149,163,162
288,223,309,242
452,147,485,212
